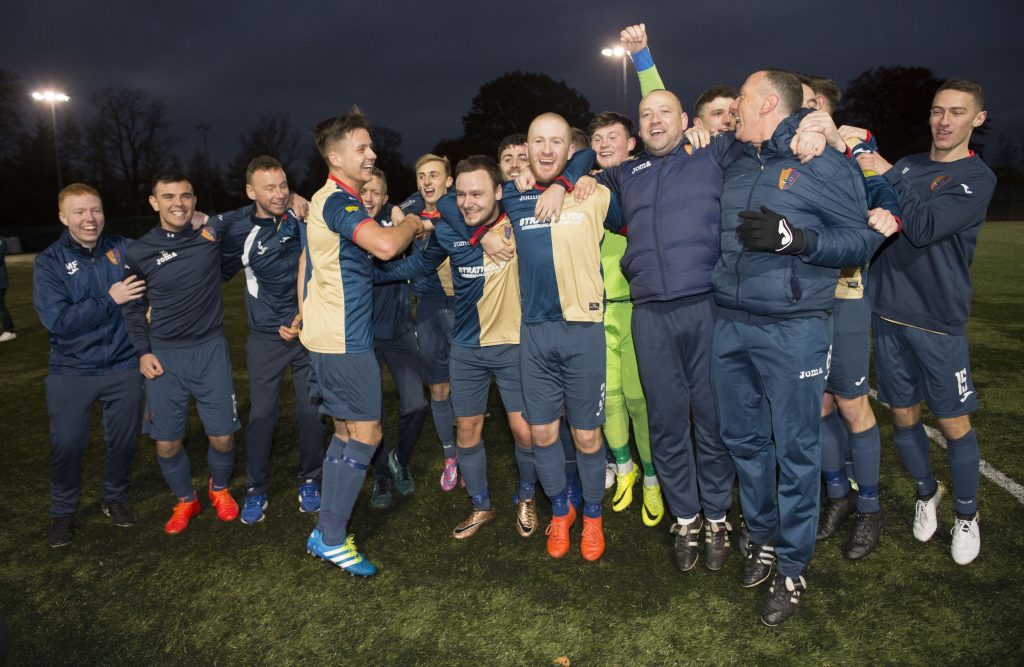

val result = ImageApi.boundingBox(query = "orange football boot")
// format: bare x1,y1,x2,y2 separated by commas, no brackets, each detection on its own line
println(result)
208,481,239,522
165,497,201,534
581,515,605,561
545,505,577,558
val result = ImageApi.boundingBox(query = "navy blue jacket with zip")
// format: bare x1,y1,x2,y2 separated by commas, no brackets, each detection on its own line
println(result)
712,110,883,318
33,231,138,375
217,205,303,337
596,133,744,304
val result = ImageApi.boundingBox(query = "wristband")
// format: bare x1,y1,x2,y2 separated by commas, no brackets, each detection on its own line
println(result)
629,47,654,71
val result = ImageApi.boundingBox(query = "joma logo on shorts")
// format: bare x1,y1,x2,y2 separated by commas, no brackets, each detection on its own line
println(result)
799,367,823,379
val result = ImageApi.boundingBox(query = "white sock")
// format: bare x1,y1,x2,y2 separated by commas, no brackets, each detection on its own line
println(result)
643,474,659,487
615,459,634,476
675,514,698,526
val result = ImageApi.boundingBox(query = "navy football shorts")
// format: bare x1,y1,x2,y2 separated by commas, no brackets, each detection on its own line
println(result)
873,315,978,417
449,343,524,418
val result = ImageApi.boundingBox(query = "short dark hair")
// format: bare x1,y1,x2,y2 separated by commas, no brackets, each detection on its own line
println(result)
804,74,841,113
313,106,370,161
937,79,985,110
245,155,284,183
694,85,737,118
497,133,527,158
151,170,191,193
761,69,804,115
455,155,503,189
588,111,633,136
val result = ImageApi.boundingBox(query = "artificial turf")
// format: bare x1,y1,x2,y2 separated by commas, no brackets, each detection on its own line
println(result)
0,222,1022,665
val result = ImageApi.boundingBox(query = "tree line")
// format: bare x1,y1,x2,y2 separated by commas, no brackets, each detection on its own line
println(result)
1,65,1019,232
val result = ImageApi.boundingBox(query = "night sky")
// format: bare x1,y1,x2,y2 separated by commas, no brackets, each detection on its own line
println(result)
4,0,1022,169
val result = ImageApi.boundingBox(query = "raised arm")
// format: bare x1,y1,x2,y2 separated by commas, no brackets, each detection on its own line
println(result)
621,23,665,97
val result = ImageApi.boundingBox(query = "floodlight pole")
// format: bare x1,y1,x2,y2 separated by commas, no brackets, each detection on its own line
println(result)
32,91,70,190
601,47,629,115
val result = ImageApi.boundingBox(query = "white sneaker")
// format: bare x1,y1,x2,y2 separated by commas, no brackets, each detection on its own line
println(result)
950,512,980,565
913,483,944,542
604,462,615,490
0,331,16,342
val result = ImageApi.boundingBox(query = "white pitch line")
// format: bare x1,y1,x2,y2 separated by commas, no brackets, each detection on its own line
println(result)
868,389,1024,505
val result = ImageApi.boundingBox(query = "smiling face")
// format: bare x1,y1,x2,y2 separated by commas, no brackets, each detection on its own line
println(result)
149,180,196,233
695,96,736,133
639,90,687,156
732,72,769,145
455,168,502,227
930,88,987,160
246,168,290,218
590,121,636,169
326,127,377,189
359,174,388,218
417,159,452,208
59,193,105,248
498,143,529,181
527,114,573,184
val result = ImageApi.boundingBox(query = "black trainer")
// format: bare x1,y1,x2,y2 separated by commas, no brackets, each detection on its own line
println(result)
761,572,807,626
669,516,703,572
101,500,138,527
741,542,775,588
736,521,750,557
48,515,75,547
816,489,857,540
844,511,882,560
704,519,733,571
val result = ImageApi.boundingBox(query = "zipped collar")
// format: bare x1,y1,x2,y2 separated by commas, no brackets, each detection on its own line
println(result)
60,229,103,256
250,204,289,228
746,108,812,161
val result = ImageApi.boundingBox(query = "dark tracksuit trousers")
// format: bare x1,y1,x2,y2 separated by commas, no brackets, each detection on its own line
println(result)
0,288,13,332
46,369,144,517
712,313,832,578
632,294,735,521
372,330,428,482
244,332,326,491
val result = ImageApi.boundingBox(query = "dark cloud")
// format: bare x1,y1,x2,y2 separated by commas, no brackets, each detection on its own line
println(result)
3,0,1021,172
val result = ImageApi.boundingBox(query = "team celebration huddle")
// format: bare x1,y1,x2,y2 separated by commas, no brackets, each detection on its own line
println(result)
35,23,995,627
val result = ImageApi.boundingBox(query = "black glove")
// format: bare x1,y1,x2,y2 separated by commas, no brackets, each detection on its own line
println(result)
737,206,805,254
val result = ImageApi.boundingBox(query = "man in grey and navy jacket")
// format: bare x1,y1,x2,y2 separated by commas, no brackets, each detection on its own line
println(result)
33,183,146,547
218,156,327,524
712,70,884,626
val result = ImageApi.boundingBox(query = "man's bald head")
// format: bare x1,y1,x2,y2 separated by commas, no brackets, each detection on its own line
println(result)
528,112,574,183
528,112,572,142
639,89,688,156
733,69,803,146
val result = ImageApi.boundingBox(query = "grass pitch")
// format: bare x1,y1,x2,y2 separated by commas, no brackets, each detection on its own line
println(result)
0,222,1022,665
